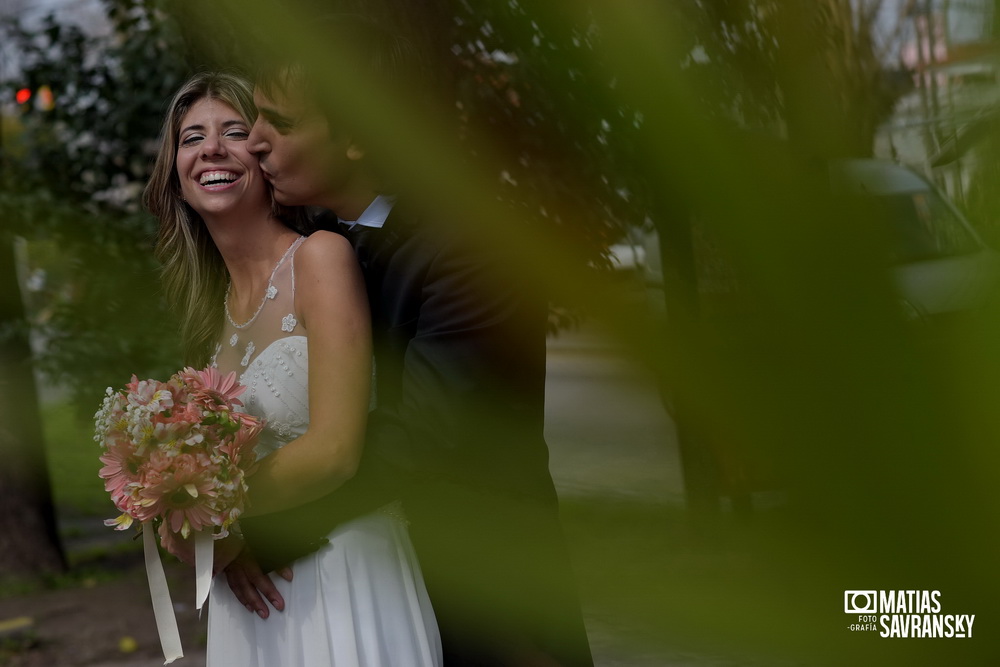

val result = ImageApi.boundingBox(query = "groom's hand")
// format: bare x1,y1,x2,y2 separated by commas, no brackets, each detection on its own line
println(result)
223,547,293,619
212,534,246,575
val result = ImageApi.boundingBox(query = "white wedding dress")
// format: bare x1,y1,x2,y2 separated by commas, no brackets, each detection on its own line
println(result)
206,236,441,666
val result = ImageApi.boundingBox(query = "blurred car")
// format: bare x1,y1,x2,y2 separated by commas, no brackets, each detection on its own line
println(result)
829,158,1000,322
638,159,1000,325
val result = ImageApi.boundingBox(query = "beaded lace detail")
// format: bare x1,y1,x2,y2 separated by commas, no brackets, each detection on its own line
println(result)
224,237,300,334
238,336,309,459
212,236,305,372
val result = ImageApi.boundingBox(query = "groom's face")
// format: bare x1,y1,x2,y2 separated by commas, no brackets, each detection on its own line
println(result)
248,82,350,210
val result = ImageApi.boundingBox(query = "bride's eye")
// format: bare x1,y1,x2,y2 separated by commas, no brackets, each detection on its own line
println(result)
226,129,249,140
180,134,203,147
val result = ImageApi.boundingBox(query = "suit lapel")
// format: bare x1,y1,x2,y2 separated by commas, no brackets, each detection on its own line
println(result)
349,224,377,272
351,207,415,268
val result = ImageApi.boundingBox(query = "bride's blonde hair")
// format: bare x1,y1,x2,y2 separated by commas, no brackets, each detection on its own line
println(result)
144,70,306,366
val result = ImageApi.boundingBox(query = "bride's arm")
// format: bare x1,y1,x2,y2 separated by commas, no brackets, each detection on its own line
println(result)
240,230,372,516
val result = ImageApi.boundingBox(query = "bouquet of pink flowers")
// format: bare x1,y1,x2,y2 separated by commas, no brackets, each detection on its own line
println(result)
95,366,263,555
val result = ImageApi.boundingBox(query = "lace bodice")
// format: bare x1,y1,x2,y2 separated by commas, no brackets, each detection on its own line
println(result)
212,237,309,458
237,335,309,458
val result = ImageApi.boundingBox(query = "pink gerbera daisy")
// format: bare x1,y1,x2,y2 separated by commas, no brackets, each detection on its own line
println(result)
139,453,219,537
219,414,264,466
180,366,246,410
98,436,142,508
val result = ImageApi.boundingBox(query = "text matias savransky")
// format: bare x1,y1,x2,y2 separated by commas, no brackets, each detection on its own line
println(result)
844,590,975,638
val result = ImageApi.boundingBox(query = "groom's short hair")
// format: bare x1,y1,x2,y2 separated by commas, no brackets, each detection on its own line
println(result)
251,12,435,133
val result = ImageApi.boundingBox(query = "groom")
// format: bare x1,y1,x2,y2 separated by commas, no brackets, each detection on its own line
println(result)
230,14,593,667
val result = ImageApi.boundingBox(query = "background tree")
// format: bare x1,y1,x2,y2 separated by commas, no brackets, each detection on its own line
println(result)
0,235,66,577
0,0,191,579
685,0,913,156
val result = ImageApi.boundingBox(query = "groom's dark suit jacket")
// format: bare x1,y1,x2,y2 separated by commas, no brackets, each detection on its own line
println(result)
241,206,592,666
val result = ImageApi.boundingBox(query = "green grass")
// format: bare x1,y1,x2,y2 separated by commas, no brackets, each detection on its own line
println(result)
0,631,38,667
0,562,126,599
41,400,116,518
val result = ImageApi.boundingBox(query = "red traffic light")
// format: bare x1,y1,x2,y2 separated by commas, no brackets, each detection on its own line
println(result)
16,88,31,104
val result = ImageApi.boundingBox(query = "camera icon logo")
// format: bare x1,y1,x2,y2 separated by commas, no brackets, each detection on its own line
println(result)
844,590,877,614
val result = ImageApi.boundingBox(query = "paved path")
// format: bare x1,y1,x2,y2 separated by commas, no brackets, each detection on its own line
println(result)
545,325,733,667
545,323,683,506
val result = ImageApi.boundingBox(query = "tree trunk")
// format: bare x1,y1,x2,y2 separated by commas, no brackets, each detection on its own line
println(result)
0,235,66,578
653,205,724,518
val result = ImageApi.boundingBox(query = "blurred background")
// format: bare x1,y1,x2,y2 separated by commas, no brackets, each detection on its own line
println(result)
1,0,999,665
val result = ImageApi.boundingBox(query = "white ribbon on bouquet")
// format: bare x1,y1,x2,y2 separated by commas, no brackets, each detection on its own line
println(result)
142,521,215,664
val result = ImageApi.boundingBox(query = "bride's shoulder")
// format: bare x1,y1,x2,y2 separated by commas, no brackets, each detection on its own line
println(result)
296,230,353,266
293,231,365,317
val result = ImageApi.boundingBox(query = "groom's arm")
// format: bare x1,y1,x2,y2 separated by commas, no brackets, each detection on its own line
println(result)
237,450,398,567
220,452,397,616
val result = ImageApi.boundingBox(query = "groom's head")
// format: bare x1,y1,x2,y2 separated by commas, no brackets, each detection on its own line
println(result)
247,13,428,216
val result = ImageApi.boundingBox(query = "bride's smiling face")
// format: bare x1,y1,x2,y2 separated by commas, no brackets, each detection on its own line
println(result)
175,97,269,221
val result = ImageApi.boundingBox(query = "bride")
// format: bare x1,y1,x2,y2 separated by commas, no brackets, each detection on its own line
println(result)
143,70,441,666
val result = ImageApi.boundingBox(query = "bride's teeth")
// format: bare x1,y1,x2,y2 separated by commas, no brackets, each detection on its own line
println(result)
200,171,239,185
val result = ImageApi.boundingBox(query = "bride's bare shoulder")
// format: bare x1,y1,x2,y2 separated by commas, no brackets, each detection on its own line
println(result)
296,230,354,268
